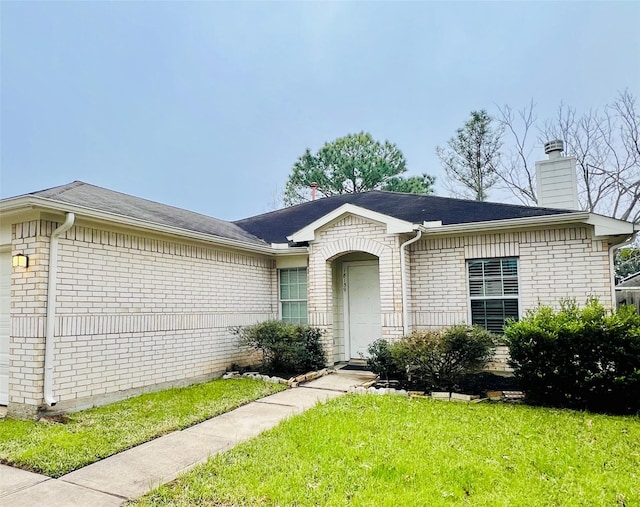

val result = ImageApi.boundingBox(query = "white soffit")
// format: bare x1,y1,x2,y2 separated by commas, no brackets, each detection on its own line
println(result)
287,203,416,242
586,214,636,237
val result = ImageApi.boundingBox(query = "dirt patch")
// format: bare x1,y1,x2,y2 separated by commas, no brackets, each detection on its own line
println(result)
39,414,71,424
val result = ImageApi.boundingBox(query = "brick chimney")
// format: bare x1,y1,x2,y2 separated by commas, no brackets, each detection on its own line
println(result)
535,140,579,210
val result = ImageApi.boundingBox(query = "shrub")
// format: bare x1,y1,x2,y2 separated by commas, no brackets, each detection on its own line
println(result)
504,299,640,414
389,325,496,391
232,320,326,375
365,339,404,380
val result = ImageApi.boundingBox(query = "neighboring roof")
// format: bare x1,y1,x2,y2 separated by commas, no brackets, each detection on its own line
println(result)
234,191,576,244
3,181,266,245
617,272,640,287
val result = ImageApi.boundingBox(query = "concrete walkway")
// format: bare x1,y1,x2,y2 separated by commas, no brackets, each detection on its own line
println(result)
0,368,374,507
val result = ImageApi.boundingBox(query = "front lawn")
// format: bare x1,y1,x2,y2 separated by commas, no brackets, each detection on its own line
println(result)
0,378,285,477
137,395,640,507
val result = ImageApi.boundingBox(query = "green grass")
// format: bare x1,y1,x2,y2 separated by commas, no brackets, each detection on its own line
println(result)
137,395,640,507
0,378,286,477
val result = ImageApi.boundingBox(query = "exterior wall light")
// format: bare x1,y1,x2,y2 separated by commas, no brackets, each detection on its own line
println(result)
12,253,29,268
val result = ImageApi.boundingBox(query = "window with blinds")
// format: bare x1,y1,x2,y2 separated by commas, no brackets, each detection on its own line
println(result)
467,257,519,334
279,268,308,325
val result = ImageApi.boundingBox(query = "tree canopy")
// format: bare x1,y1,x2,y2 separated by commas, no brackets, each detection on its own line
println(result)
383,173,436,194
436,110,504,201
615,247,640,280
284,132,434,205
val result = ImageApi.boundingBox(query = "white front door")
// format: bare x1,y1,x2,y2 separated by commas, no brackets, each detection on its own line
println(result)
344,261,381,359
0,250,11,405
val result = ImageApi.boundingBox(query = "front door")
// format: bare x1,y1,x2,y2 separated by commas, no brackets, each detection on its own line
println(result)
0,250,11,405
344,261,381,359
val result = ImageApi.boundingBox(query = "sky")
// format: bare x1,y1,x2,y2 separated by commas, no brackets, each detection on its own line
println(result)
1,1,639,221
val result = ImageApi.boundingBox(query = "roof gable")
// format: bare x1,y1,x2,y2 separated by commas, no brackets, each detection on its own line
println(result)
288,203,417,243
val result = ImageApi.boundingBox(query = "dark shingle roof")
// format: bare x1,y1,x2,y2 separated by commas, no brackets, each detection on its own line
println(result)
10,182,576,247
23,181,266,245
234,191,575,244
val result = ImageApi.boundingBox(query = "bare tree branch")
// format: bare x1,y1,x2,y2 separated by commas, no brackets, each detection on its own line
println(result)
495,100,538,205
496,91,640,222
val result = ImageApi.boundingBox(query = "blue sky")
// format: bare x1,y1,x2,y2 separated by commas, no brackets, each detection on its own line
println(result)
2,1,639,220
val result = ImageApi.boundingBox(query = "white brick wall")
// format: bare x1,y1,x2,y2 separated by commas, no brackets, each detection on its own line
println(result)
411,236,468,328
409,225,612,330
518,228,610,308
305,218,615,366
486,345,511,372
7,214,617,415
307,215,404,361
9,219,276,416
409,225,613,372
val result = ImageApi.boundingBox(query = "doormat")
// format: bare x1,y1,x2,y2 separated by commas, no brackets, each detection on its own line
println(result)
339,363,370,371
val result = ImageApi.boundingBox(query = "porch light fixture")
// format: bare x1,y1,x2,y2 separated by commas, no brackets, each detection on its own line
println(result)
12,253,29,268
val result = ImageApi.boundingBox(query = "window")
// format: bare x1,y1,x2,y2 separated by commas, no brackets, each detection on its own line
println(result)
279,268,308,325
467,257,519,334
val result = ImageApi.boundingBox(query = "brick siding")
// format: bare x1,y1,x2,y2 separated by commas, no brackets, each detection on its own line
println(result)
7,214,617,416
9,219,275,416
410,225,611,328
410,225,612,372
307,215,404,362
308,219,614,369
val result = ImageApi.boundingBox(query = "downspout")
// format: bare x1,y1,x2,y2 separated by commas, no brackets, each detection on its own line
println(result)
609,234,637,309
400,228,422,336
44,212,75,407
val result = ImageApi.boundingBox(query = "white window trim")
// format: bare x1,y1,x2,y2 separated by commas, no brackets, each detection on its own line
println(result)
466,257,521,330
278,267,308,324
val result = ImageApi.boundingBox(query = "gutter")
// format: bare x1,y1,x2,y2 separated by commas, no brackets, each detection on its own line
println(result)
44,212,75,406
0,196,275,256
420,212,592,235
400,228,423,336
609,234,637,308
420,211,632,237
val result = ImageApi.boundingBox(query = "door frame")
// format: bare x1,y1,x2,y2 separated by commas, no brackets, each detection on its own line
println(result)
342,260,380,360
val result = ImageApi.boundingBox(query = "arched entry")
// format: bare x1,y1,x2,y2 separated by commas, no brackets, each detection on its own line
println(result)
331,252,380,361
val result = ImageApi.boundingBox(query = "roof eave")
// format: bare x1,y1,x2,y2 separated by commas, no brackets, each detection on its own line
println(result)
271,244,309,256
420,211,634,237
0,195,275,255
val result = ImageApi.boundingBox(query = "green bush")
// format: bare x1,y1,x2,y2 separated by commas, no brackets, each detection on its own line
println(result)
390,326,496,391
365,339,403,380
233,320,326,375
366,326,495,391
504,299,640,414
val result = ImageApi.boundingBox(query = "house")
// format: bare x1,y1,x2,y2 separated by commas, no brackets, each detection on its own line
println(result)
0,142,636,418
615,272,640,313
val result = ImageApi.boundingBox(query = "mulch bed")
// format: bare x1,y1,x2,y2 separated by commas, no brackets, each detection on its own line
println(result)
372,372,523,396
